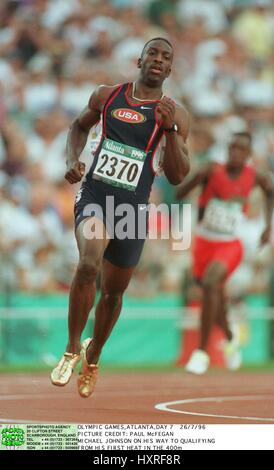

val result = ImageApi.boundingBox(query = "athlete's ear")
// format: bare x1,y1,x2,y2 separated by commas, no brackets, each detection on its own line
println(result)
137,58,142,69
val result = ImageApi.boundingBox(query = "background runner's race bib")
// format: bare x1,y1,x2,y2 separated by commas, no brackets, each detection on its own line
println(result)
93,138,146,191
202,198,243,236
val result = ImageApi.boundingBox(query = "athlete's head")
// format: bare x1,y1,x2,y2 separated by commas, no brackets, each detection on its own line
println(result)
227,132,252,169
137,38,173,87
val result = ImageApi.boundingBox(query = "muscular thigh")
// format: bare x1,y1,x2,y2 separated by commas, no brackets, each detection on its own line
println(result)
76,217,109,266
203,261,228,286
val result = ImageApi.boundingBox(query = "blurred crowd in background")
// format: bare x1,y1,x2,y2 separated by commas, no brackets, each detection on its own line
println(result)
0,0,274,301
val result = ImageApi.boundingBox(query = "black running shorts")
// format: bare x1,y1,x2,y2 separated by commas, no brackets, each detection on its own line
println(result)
74,179,148,268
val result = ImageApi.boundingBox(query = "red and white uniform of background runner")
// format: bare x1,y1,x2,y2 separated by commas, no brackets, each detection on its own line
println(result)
193,163,256,279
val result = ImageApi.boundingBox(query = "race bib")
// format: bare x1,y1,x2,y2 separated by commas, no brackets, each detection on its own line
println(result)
93,138,146,191
203,198,243,236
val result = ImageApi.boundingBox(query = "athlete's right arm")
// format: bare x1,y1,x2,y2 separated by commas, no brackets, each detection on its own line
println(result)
175,162,212,200
65,85,115,184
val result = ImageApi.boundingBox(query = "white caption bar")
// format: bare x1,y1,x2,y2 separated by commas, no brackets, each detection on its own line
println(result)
78,424,274,450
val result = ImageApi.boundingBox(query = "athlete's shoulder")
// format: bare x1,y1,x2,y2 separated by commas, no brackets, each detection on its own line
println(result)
216,161,226,171
97,83,124,98
207,161,224,172
162,95,189,118
244,162,256,173
88,83,125,112
170,99,189,121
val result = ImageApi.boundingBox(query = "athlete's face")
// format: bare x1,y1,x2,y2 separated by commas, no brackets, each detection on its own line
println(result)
228,136,251,169
137,40,173,86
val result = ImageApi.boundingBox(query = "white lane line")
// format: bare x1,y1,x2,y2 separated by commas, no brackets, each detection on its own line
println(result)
155,395,274,422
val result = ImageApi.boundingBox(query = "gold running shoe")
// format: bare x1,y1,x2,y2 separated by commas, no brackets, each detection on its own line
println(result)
77,341,98,398
51,338,91,386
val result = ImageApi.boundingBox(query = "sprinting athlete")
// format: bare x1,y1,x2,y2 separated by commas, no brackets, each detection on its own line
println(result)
51,38,190,397
176,132,274,374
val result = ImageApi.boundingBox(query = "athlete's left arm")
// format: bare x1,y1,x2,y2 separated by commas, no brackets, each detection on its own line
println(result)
157,98,190,185
256,170,274,245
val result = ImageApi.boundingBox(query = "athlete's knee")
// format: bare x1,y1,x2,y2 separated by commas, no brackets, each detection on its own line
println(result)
101,291,124,310
77,256,100,284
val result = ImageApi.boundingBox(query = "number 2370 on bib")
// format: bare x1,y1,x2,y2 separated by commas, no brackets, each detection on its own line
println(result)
92,138,147,191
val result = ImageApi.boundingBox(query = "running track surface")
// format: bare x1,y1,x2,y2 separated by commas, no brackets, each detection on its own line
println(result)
1,371,274,424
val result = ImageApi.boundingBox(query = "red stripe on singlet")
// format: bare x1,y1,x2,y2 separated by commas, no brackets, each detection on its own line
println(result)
150,134,165,176
102,85,123,136
145,123,161,153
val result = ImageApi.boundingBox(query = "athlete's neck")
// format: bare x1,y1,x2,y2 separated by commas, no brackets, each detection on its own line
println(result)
132,80,163,102
226,164,244,178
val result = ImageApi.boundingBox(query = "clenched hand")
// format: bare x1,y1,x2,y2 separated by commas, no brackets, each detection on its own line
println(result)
65,162,85,184
156,97,176,129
